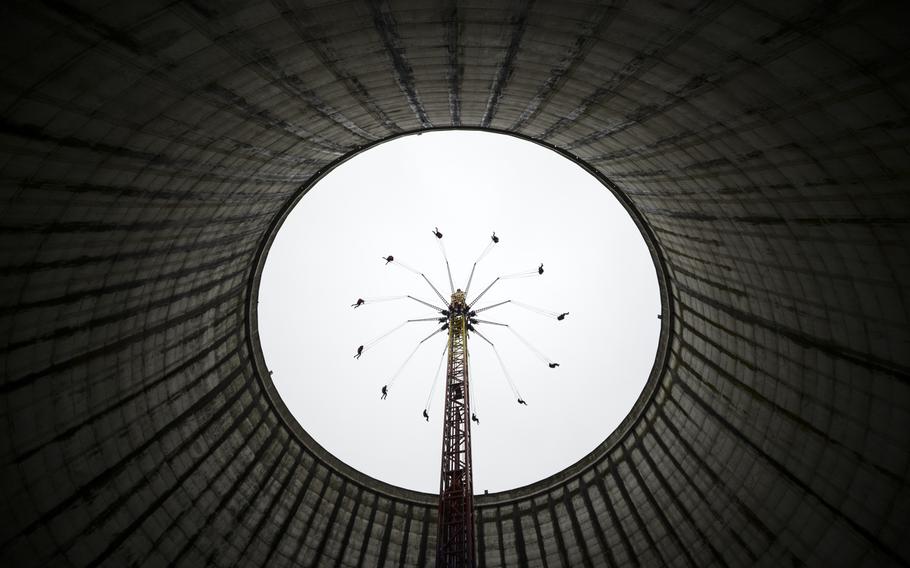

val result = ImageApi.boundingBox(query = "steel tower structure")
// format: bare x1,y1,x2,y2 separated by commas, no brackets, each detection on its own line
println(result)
353,231,562,568
437,289,476,567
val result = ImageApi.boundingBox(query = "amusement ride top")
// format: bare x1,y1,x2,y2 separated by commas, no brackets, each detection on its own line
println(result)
351,229,565,568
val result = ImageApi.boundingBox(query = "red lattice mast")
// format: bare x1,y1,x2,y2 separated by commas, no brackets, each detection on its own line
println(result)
354,232,558,566
436,289,476,567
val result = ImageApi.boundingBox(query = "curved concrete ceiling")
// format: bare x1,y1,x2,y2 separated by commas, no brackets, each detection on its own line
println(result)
1,1,908,566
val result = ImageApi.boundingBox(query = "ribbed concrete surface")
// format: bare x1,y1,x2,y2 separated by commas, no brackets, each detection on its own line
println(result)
2,1,909,566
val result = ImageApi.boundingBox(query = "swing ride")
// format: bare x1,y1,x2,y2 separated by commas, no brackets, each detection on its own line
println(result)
351,229,564,568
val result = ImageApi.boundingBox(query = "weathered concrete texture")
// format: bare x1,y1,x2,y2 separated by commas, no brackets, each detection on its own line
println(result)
1,1,909,566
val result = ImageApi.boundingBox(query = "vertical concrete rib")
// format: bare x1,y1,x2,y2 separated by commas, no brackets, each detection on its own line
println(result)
510,507,529,567
480,0,533,128
135,414,269,563
668,366,908,565
646,410,763,563
87,384,260,567
269,0,404,136
494,507,507,567
237,441,305,565
529,503,550,568
607,457,666,566
561,489,595,568
375,499,394,566
544,495,571,567
171,420,285,566
537,0,731,141
290,468,334,563
397,503,414,566
630,430,729,567
213,419,299,566
309,479,350,566
331,486,363,567
355,495,380,567
509,1,623,132
368,0,432,129
417,505,432,566
443,0,462,126
578,479,619,567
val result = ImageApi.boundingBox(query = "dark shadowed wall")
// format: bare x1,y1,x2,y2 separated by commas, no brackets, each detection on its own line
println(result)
1,1,908,566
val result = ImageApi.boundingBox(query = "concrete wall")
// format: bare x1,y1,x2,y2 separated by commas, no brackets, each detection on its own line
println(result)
1,1,908,566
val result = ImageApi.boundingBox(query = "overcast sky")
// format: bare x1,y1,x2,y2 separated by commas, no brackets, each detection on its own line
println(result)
258,131,660,494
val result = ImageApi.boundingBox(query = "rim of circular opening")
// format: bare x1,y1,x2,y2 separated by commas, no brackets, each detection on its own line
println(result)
245,127,674,506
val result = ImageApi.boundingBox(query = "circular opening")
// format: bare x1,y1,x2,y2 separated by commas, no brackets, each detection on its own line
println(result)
257,131,661,493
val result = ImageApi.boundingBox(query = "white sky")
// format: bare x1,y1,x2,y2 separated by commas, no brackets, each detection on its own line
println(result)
258,131,660,494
